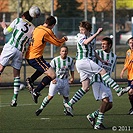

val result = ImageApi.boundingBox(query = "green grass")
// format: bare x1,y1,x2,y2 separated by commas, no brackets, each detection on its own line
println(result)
0,85,132,133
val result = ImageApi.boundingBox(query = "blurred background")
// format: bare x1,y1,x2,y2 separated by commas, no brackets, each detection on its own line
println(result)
0,0,133,85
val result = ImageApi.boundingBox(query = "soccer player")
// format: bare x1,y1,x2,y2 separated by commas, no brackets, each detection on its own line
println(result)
25,16,68,104
64,21,130,116
0,10,36,107
120,37,133,115
87,37,116,130
35,46,74,116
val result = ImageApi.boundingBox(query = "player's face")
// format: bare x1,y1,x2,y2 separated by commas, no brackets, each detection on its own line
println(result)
60,47,68,59
101,40,111,53
79,27,88,35
128,39,133,50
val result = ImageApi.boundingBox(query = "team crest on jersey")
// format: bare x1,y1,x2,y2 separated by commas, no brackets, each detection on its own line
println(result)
127,52,130,57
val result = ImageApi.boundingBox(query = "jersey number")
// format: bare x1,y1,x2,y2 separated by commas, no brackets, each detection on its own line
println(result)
21,23,31,33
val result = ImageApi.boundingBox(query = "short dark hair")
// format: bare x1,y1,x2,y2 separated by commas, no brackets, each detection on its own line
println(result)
45,16,56,26
22,11,33,22
60,45,68,51
102,37,113,48
79,21,92,32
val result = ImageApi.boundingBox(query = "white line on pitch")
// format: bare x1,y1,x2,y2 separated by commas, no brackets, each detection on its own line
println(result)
0,103,37,108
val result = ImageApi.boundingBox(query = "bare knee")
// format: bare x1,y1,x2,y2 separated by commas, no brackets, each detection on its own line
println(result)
128,89,133,95
99,68,106,75
45,67,56,79
102,97,109,103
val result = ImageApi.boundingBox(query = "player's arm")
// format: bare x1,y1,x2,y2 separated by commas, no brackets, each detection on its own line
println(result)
83,28,103,45
69,71,74,84
94,50,107,64
1,18,17,35
69,59,75,84
45,30,67,46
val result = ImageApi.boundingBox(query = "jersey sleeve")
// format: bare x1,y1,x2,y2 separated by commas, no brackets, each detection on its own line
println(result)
3,18,18,35
44,30,66,46
77,33,86,45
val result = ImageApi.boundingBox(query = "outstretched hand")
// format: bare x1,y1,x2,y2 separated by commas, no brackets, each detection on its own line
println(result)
96,28,103,35
0,21,7,29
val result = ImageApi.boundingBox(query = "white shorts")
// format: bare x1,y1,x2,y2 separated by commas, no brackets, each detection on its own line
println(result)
0,44,22,70
76,59,103,82
92,82,113,102
48,78,70,97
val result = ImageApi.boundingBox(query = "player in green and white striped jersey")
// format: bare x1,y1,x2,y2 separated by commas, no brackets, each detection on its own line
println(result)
0,9,38,107
35,46,74,116
64,21,130,117
87,37,116,129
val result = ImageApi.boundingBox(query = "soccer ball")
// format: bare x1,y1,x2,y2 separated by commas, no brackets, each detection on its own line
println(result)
19,83,25,90
29,6,41,18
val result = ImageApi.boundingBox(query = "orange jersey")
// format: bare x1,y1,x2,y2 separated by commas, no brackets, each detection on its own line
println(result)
25,25,66,59
124,49,133,80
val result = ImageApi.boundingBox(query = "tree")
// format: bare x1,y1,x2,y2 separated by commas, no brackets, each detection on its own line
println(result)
55,0,83,17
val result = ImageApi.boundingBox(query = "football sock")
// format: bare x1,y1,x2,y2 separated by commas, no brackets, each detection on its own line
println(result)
90,110,99,118
31,70,43,82
95,112,104,125
129,95,133,109
63,97,69,104
40,96,50,109
69,88,86,106
34,76,52,93
101,73,121,92
12,77,20,100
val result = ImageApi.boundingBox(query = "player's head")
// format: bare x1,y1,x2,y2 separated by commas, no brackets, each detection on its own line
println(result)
101,37,112,52
45,16,56,26
79,21,92,35
22,11,33,22
127,37,133,49
60,46,68,59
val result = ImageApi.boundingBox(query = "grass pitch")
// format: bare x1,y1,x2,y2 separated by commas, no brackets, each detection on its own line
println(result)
0,85,132,133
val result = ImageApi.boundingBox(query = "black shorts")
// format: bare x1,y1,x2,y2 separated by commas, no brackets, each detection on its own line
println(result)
128,80,133,89
27,56,51,73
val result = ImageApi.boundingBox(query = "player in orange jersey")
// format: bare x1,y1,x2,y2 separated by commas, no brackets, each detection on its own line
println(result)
120,37,133,115
25,16,68,104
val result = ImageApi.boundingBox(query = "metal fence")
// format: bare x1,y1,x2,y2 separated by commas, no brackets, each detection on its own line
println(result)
0,56,128,87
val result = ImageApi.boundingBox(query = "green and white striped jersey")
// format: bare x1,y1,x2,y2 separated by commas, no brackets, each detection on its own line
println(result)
4,18,35,51
91,49,117,83
50,56,74,79
76,33,96,60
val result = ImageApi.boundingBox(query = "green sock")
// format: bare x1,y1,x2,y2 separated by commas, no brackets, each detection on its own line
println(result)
69,88,86,106
12,94,18,101
90,110,99,118
95,112,104,125
40,96,50,109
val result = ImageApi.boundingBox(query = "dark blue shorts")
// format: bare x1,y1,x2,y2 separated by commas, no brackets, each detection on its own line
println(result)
128,80,133,89
27,56,51,73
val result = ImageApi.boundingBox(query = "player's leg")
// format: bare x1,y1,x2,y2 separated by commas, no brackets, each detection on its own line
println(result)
26,70,43,92
62,80,71,115
94,98,109,130
11,68,20,107
64,79,90,117
128,89,133,115
87,82,113,129
127,80,133,115
69,79,90,106
64,59,91,116
10,50,22,107
35,80,58,116
27,57,56,103
99,69,130,96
